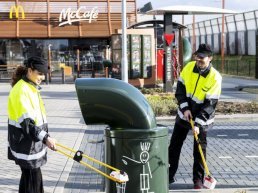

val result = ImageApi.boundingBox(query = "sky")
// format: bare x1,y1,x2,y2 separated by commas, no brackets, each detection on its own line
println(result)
136,0,258,25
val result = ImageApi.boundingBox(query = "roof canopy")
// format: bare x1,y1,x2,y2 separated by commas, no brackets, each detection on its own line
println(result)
146,5,238,15
128,20,186,29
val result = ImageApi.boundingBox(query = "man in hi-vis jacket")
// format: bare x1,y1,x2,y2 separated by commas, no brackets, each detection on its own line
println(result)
169,44,222,189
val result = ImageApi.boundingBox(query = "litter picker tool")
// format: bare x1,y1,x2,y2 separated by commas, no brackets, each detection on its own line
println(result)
190,119,217,189
56,143,129,193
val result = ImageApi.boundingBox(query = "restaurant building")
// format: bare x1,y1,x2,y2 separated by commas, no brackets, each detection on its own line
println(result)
0,0,137,80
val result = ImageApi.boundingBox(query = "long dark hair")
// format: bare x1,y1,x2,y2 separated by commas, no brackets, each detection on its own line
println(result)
11,65,28,87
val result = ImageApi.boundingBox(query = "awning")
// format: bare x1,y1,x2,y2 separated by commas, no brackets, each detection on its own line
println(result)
146,5,238,15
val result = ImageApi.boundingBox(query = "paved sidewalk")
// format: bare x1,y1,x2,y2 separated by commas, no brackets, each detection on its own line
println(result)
1,82,258,193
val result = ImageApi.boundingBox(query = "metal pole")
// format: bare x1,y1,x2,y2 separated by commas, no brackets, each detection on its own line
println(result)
192,15,196,52
121,0,128,82
163,13,173,92
221,0,225,73
154,19,158,80
77,49,80,78
48,44,52,83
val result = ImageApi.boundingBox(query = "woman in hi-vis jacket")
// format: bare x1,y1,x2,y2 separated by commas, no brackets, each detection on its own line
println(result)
8,56,56,193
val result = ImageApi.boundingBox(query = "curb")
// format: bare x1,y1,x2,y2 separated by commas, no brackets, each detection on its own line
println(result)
156,113,258,121
169,187,258,192
222,74,258,81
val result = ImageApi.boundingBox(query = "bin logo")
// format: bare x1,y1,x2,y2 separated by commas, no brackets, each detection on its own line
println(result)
9,5,25,19
122,142,154,193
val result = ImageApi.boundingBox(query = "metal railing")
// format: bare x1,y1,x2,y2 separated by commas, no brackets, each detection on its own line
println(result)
184,10,258,56
0,65,17,80
212,58,256,77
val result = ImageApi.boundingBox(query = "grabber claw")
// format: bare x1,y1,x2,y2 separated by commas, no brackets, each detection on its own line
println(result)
110,170,129,183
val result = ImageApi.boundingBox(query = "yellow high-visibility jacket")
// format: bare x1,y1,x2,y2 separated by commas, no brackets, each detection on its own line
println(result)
176,61,222,127
8,78,48,169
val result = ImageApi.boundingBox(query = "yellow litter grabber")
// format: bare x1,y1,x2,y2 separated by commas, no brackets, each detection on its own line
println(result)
55,143,129,184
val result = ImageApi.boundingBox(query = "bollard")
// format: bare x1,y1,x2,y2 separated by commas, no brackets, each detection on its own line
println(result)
61,67,65,84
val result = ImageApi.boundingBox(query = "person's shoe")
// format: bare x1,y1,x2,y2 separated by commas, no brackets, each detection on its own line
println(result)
168,177,175,190
169,177,175,184
193,180,203,189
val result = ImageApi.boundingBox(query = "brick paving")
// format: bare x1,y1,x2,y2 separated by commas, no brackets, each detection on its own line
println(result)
62,116,258,193
166,118,258,190
1,82,258,193
63,125,105,193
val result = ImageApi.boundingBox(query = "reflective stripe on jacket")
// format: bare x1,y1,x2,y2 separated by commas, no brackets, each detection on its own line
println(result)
8,78,48,169
176,61,222,127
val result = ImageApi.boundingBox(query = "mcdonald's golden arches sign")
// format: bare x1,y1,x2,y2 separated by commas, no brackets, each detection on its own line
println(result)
9,5,25,19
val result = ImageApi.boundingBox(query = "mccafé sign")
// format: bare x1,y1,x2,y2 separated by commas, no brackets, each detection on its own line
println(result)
9,5,25,19
59,6,98,27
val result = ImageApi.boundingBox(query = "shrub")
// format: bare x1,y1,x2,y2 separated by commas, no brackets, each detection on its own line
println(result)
141,88,258,116
140,87,164,95
145,94,178,116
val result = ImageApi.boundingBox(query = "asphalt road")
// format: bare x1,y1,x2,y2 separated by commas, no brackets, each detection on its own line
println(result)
221,76,258,102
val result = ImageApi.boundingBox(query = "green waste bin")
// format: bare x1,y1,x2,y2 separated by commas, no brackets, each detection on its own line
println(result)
75,78,169,193
105,127,168,193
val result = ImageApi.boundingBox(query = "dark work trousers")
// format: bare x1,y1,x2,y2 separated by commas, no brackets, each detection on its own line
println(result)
19,167,44,193
169,116,207,183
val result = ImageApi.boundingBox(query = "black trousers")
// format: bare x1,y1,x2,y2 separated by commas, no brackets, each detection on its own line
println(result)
169,116,207,183
19,167,44,193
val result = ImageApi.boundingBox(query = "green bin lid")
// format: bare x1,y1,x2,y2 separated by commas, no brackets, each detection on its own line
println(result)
75,78,156,129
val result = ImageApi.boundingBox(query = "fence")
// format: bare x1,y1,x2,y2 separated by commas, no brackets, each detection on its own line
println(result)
212,57,256,77
184,10,258,56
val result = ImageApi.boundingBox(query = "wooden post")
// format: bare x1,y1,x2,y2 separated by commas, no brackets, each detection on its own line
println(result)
105,67,109,78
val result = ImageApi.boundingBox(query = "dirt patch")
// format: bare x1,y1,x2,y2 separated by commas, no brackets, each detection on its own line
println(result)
216,101,258,114
242,88,258,94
